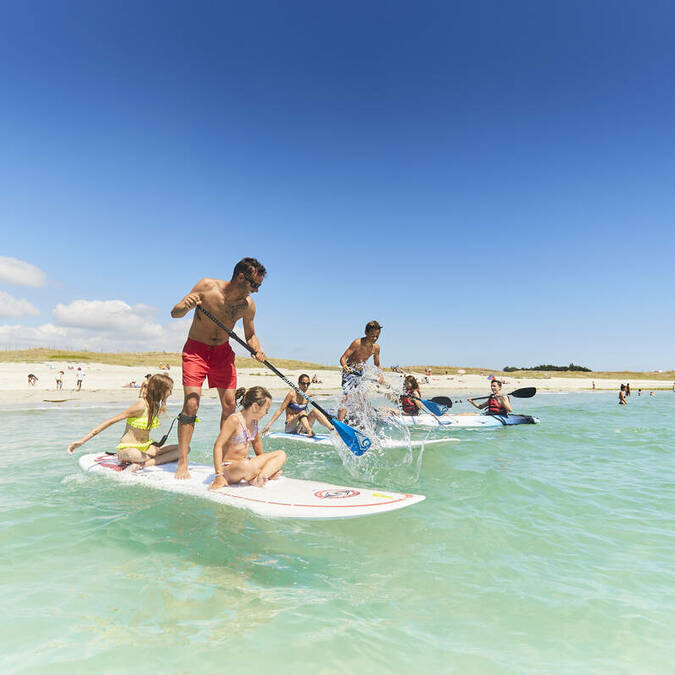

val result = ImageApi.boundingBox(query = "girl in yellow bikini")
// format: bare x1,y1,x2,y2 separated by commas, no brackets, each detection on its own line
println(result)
209,386,286,490
67,374,179,470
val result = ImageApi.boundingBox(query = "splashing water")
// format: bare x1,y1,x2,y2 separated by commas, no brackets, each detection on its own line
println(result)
328,365,435,486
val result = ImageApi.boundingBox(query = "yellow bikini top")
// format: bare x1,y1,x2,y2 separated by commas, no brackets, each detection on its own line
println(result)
126,415,160,430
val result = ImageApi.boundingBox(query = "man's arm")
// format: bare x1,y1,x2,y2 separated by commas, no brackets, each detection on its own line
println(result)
373,344,381,368
242,299,266,362
171,280,206,318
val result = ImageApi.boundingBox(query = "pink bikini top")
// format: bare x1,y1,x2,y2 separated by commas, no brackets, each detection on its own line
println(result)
232,413,258,444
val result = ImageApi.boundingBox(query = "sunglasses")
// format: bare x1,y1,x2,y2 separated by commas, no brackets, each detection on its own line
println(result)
244,273,261,290
299,381,310,386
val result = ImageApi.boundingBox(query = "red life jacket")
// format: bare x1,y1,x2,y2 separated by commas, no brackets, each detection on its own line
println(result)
400,393,418,415
487,394,508,415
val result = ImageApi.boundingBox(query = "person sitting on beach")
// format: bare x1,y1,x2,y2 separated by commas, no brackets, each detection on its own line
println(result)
399,375,424,416
122,380,138,388
337,320,385,421
209,386,286,490
467,379,513,415
311,373,321,384
67,374,179,470
619,384,628,405
261,374,334,437
27,374,38,386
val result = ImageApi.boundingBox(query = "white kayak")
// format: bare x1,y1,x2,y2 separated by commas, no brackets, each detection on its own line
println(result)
78,453,425,520
389,413,540,428
266,431,454,447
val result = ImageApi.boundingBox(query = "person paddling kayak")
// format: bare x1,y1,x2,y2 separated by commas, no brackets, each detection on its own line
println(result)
467,379,513,415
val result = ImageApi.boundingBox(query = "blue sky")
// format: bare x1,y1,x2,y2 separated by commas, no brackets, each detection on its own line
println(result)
1,1,673,370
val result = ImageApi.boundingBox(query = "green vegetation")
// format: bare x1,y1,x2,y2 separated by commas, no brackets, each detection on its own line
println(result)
504,363,592,373
0,348,338,371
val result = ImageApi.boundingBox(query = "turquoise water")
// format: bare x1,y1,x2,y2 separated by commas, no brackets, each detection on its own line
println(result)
2,393,673,674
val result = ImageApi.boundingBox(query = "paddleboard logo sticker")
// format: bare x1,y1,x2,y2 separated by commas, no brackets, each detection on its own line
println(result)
92,454,126,472
314,489,360,499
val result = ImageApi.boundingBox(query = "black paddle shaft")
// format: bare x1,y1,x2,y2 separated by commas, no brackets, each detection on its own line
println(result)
196,306,334,422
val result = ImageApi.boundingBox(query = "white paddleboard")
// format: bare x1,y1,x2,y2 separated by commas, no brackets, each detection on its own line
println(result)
266,432,456,447
78,453,425,520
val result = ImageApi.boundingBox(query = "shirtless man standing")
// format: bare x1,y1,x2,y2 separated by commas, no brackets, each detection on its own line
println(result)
170,257,267,479
337,320,383,421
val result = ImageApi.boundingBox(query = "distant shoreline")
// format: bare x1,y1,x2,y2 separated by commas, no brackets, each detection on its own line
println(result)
0,348,673,381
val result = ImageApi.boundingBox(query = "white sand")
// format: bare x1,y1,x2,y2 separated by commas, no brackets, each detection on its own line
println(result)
1,360,670,406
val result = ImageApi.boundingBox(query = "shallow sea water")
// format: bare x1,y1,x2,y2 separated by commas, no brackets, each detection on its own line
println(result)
1,392,673,674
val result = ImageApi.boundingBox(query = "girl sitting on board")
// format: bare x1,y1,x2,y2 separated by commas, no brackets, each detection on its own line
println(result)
467,378,513,415
67,373,179,470
261,374,334,437
209,386,287,491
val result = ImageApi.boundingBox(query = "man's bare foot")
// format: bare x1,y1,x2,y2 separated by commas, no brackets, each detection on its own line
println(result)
125,463,142,473
175,464,191,480
268,470,282,480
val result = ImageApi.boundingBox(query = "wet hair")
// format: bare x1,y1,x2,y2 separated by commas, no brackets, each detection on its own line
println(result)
620,384,625,391
365,320,382,334
232,257,267,281
491,379,503,388
404,375,419,391
235,386,272,409
144,374,174,429
298,373,310,384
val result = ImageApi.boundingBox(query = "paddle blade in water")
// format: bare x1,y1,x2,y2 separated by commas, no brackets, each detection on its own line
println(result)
332,419,371,456
431,396,453,409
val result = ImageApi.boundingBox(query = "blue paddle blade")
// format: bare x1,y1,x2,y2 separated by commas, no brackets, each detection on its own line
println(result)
332,419,371,456
422,399,448,416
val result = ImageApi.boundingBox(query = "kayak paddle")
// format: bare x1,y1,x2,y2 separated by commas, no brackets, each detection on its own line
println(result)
196,306,371,456
440,387,537,405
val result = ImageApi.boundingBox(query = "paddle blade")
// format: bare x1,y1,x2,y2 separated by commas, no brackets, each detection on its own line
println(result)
431,396,453,409
422,399,448,416
332,419,372,456
510,387,536,398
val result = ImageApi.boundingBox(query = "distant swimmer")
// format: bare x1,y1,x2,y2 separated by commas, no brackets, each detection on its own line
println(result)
67,374,179,470
626,383,631,396
209,386,286,490
171,257,267,480
619,384,628,405
337,320,384,422
467,379,513,415
262,374,333,437
399,375,424,417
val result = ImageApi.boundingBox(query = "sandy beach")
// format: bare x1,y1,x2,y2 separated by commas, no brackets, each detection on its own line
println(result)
2,360,671,407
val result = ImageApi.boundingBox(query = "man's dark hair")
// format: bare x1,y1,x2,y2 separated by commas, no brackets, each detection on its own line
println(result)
232,257,267,280
365,320,382,333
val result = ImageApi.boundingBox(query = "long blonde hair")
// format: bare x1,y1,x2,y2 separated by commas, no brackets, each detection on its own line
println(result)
144,374,173,428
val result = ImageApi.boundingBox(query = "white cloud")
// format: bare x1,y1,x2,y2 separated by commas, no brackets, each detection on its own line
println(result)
0,298,193,352
0,291,40,318
53,299,164,338
0,256,47,287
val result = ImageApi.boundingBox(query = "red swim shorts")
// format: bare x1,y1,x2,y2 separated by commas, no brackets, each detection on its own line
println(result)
182,338,237,389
